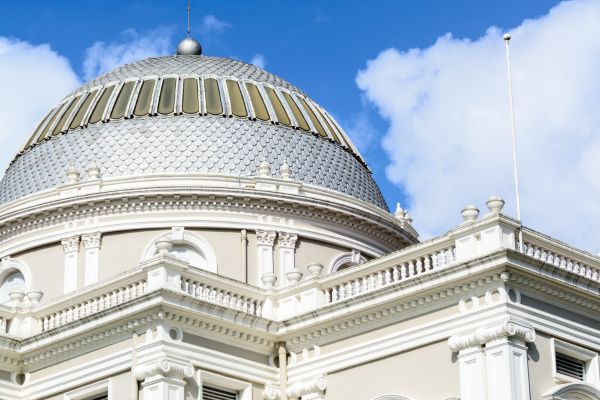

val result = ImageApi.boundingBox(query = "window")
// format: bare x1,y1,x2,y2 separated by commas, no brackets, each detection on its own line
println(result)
552,338,600,386
0,271,25,304
198,371,250,400
556,352,585,381
203,386,238,400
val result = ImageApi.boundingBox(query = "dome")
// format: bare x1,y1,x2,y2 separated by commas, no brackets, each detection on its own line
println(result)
1,55,387,209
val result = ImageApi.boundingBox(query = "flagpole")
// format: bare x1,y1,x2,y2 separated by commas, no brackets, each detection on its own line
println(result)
503,33,524,251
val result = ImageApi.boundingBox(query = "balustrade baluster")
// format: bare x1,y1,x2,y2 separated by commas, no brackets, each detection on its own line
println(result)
416,259,423,275
424,256,431,272
383,269,391,285
392,266,399,282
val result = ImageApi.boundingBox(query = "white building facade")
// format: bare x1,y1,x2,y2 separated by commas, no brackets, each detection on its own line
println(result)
0,39,597,400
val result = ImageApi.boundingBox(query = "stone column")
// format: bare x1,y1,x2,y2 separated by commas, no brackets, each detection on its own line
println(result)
277,232,298,286
134,358,194,400
82,232,102,286
61,236,80,294
448,319,535,400
256,230,277,288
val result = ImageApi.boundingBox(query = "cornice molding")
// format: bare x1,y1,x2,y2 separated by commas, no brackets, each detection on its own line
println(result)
448,318,535,352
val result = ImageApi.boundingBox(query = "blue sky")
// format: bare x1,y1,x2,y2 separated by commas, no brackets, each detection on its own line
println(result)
2,0,600,252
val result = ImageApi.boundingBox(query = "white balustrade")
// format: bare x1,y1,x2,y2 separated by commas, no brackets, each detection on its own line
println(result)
37,280,147,332
324,246,456,304
521,241,600,282
180,278,263,317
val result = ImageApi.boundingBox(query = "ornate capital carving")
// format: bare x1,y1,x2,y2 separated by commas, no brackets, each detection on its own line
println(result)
263,375,327,400
256,230,277,246
81,232,102,249
448,318,535,352
61,236,80,253
277,232,298,249
134,357,194,381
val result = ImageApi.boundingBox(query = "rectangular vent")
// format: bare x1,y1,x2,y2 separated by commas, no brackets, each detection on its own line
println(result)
203,386,238,400
556,352,585,380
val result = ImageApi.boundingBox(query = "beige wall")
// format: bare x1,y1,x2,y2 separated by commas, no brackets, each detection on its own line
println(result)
13,243,64,304
528,332,556,400
326,340,459,400
10,227,355,303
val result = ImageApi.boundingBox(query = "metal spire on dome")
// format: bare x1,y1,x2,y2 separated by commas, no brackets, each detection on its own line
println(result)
177,0,202,56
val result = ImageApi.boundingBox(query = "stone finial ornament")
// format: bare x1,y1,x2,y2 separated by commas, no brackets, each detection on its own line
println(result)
258,160,271,177
394,202,406,219
461,205,480,223
65,165,80,184
486,196,505,214
279,161,292,179
86,162,101,180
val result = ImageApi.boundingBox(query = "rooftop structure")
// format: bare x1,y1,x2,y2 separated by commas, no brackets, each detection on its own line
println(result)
0,33,597,400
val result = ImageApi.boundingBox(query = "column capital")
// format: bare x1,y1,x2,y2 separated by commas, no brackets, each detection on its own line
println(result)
134,357,194,382
277,232,298,249
81,232,102,249
61,236,80,253
263,374,327,400
257,230,277,246
448,318,535,352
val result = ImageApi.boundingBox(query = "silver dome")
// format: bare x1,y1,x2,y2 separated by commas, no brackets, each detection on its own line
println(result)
1,56,387,209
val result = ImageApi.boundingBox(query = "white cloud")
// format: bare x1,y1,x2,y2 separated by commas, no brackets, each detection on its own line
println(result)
250,54,266,69
0,37,80,174
357,0,600,252
198,15,231,37
83,27,173,80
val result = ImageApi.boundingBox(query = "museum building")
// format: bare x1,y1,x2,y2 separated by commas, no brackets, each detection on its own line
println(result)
0,36,597,400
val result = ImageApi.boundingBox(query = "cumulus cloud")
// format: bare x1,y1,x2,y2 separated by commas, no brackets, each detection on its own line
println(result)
0,37,80,174
198,15,231,37
250,54,266,69
357,0,600,252
83,27,173,80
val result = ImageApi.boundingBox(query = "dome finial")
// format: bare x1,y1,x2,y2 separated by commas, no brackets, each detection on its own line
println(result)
176,0,202,55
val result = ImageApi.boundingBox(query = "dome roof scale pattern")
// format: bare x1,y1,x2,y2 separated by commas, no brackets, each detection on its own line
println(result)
1,55,387,209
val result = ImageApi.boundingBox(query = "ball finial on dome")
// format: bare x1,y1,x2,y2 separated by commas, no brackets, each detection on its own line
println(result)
177,37,202,56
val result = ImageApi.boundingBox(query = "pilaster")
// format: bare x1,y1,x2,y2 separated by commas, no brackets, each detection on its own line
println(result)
257,230,277,288
134,357,194,400
277,232,298,286
82,232,102,286
61,236,80,294
449,318,535,400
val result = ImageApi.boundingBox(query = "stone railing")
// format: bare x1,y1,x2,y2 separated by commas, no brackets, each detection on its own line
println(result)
521,230,600,282
320,238,457,304
37,279,147,332
180,271,266,317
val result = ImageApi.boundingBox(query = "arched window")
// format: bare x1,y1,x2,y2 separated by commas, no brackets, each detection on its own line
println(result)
0,271,25,303
329,250,367,274
142,228,218,274
373,396,414,400
543,383,600,399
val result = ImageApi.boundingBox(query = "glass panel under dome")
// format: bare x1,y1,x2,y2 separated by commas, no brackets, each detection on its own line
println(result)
27,109,53,147
265,87,290,126
282,92,310,131
158,78,176,114
52,96,81,135
39,101,69,140
134,80,156,116
89,86,115,124
226,80,247,117
111,81,135,119
70,90,98,129
204,78,223,115
182,78,199,114
245,83,269,121
299,98,326,137
318,109,342,144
